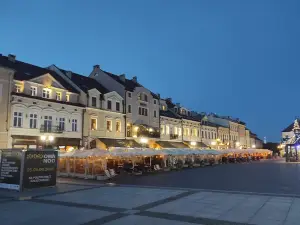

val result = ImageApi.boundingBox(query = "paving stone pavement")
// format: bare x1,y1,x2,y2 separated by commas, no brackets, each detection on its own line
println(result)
0,183,299,225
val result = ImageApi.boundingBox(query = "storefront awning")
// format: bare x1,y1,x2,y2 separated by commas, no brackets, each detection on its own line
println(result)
98,138,142,148
156,141,189,149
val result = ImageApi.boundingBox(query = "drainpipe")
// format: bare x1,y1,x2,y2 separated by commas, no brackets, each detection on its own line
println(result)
124,90,127,140
82,108,85,148
6,70,14,148
181,119,184,142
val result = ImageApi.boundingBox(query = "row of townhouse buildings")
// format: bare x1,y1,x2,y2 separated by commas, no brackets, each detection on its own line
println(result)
0,54,263,151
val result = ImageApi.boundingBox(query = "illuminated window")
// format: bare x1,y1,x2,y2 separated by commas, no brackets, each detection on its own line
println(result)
56,92,62,101
178,128,182,136
42,89,50,99
66,94,70,102
91,118,97,130
116,120,121,132
166,125,170,135
192,128,198,137
174,127,178,135
106,120,112,132
15,85,21,93
160,125,165,134
162,105,166,111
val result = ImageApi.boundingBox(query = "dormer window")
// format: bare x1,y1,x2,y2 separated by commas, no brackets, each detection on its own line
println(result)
162,105,166,111
30,86,37,96
91,97,97,107
138,93,148,102
66,94,70,102
144,94,148,102
56,92,62,101
15,84,21,93
42,88,51,99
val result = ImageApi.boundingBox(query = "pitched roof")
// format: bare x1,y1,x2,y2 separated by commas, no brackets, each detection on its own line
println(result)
103,71,141,91
59,68,109,94
282,120,299,132
103,71,159,99
160,110,181,119
0,55,78,93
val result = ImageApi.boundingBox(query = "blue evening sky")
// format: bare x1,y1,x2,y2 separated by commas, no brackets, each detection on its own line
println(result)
1,0,299,142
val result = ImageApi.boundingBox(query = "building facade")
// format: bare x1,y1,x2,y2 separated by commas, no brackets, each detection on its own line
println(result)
0,53,263,150
89,65,160,145
0,54,84,150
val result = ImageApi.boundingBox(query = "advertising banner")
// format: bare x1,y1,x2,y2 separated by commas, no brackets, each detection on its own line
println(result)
0,150,22,190
22,151,57,189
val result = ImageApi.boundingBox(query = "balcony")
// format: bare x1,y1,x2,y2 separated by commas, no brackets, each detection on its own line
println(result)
40,125,64,133
170,134,179,140
137,130,160,139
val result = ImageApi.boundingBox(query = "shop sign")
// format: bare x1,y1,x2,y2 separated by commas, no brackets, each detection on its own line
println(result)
0,150,22,191
22,151,58,189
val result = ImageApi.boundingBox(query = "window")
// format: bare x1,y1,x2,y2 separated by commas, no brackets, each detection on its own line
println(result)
91,97,97,107
205,131,207,139
15,85,21,93
106,120,112,132
192,128,198,137
174,127,178,135
128,92,132,98
107,100,112,110
208,132,211,139
144,94,148,102
29,114,37,129
162,105,166,111
128,104,132,113
138,93,142,100
202,131,204,138
184,128,189,136
166,125,170,135
72,119,77,132
138,107,148,116
13,112,23,127
59,118,65,131
91,118,97,130
160,125,165,134
116,102,120,111
154,99,157,104
66,94,70,102
116,121,121,132
178,128,182,136
30,87,37,96
56,92,62,101
42,89,50,99
154,110,157,118
44,116,52,132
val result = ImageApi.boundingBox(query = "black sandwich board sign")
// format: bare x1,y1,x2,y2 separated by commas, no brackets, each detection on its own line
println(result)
0,150,22,191
22,150,58,189
0,149,58,191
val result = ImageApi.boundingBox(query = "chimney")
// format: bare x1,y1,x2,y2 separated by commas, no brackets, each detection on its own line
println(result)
8,54,16,62
93,65,100,70
66,70,72,78
119,74,126,82
132,76,137,83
